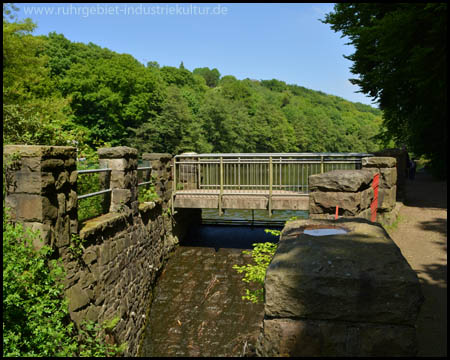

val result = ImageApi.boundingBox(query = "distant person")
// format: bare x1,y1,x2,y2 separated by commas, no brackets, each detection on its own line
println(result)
409,159,416,180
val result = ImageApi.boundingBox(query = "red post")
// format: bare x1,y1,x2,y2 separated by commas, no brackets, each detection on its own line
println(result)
335,205,339,220
371,173,380,222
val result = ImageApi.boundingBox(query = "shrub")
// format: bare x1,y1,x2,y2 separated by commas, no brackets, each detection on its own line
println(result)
3,208,126,356
232,241,278,304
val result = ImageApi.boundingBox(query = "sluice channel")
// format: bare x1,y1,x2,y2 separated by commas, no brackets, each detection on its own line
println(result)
140,210,307,357
140,225,274,357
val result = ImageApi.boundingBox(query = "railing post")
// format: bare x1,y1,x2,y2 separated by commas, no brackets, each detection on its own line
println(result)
98,147,138,215
219,156,223,216
172,156,176,214
197,157,201,190
4,145,78,250
321,155,324,174
238,157,241,190
269,156,273,217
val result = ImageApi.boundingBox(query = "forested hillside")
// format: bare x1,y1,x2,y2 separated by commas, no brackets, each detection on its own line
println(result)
3,14,384,158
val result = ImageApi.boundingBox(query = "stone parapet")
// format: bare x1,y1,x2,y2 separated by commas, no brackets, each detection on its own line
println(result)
4,145,78,250
309,156,399,226
98,147,138,214
5,145,197,356
142,153,173,206
373,148,408,201
257,218,423,357
362,156,398,223
309,169,375,220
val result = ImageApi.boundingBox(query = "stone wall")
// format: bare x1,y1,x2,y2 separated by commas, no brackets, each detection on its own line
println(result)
142,152,173,207
361,156,400,225
4,145,200,357
4,145,78,250
308,156,399,226
373,148,408,201
256,218,424,357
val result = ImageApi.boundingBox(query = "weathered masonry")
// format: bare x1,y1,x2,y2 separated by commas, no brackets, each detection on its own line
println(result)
4,145,200,357
257,218,424,356
4,145,407,356
256,157,422,356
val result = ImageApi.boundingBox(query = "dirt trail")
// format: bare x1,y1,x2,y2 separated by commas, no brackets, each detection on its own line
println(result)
385,171,447,357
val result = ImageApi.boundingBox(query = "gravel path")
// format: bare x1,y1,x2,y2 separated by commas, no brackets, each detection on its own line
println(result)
385,171,447,357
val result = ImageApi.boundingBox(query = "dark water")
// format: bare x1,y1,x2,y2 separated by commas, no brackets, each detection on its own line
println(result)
140,225,280,357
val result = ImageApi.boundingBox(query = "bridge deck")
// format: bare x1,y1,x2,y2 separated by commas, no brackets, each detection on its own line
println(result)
173,189,309,210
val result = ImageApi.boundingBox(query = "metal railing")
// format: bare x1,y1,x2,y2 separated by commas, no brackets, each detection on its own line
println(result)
172,153,373,214
77,162,154,222
77,168,112,199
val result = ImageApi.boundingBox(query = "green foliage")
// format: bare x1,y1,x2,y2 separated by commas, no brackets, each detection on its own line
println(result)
138,184,160,202
4,4,384,159
77,317,127,357
193,67,221,87
264,229,281,237
232,242,278,304
77,160,105,223
3,209,76,356
3,207,126,356
323,3,447,178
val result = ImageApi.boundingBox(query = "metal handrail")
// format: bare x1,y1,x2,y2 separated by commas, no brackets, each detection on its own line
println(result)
77,167,112,201
137,166,152,187
78,168,111,174
175,152,374,158
78,188,112,200
171,152,373,215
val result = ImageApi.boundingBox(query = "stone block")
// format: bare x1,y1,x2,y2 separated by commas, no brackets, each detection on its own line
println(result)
309,169,374,192
57,193,66,215
55,170,70,190
69,170,78,184
359,186,374,210
309,191,362,216
67,283,91,312
379,167,397,189
378,186,397,211
41,158,65,171
6,194,47,222
111,189,132,206
362,157,396,168
67,190,78,212
98,146,138,159
83,249,98,265
257,318,417,357
55,215,70,247
265,219,423,325
142,153,172,162
6,171,42,194
19,157,42,172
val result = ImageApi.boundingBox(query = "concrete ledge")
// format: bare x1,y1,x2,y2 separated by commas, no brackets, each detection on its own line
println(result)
174,195,218,209
272,196,309,210
222,195,268,209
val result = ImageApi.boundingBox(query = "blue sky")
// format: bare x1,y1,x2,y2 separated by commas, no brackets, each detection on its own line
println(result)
16,3,376,106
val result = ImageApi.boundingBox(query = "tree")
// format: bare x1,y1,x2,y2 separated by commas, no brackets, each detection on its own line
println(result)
322,3,447,178
3,5,79,146
146,61,160,69
192,67,221,88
